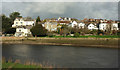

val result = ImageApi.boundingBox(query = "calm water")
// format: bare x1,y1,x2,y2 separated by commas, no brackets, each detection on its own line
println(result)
2,44,118,68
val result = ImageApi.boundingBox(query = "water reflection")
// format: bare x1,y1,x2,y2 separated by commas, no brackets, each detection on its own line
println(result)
12,45,31,57
2,44,118,68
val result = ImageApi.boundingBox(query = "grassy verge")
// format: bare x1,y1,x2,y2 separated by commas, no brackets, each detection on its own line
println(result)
2,58,42,69
46,35,119,38
2,62,41,68
2,57,52,69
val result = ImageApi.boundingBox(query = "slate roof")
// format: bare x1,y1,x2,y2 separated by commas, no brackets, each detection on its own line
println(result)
16,17,35,21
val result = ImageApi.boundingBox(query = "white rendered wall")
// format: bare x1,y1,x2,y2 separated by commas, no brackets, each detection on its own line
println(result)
78,23,85,28
99,23,107,30
88,23,98,30
71,21,77,27
111,23,119,30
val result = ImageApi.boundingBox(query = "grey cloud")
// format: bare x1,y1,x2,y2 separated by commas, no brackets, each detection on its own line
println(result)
2,2,118,20
57,2,118,20
2,0,119,2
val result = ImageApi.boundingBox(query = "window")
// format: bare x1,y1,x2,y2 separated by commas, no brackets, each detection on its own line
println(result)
19,30,21,32
21,22,23,24
16,22,18,24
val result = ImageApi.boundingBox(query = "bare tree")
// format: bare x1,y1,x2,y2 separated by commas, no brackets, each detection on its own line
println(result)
106,23,112,35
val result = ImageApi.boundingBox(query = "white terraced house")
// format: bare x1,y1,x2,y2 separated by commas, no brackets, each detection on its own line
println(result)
78,23,85,28
111,23,119,30
43,21,58,31
70,21,78,27
87,23,98,30
99,23,108,31
99,22,119,31
12,18,35,37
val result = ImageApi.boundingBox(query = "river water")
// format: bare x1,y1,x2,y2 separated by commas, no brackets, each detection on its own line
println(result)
2,44,118,68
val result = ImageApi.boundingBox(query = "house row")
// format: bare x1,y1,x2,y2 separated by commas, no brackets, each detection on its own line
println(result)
12,18,36,37
12,17,119,37
43,20,119,32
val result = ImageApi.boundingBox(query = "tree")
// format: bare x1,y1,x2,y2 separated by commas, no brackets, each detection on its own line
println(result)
1,12,22,34
106,23,112,35
60,25,70,36
90,29,98,35
69,26,81,35
0,15,2,32
30,24,47,37
71,18,78,21
47,31,54,37
1,14,16,34
5,28,16,34
118,23,120,29
57,28,61,34
62,28,69,36
112,30,117,35
36,16,41,23
43,19,47,23
117,30,120,35
9,12,22,23
98,30,104,35
74,32,80,37
24,16,33,20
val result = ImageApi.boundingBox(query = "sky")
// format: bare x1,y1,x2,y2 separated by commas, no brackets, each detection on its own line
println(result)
1,0,119,20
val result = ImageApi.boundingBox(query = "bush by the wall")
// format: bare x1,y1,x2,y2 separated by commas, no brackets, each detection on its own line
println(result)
74,32,80,37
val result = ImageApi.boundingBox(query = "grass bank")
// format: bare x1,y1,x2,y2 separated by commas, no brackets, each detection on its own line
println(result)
2,37,119,48
47,35,119,38
2,57,42,69
2,57,54,69
2,62,42,68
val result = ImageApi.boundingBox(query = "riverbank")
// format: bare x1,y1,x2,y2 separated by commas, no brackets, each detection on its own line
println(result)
2,57,50,69
2,37,119,48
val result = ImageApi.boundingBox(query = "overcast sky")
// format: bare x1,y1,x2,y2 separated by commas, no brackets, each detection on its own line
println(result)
1,1,119,20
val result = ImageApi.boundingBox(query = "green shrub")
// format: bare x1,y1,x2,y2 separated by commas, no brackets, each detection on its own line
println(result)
74,32,80,37
30,24,47,37
47,32,54,37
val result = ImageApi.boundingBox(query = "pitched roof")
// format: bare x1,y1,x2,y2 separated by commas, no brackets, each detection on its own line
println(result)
57,21,71,23
15,17,35,21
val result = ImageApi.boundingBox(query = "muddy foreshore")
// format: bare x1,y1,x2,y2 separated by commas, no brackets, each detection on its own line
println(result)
1,37,119,48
